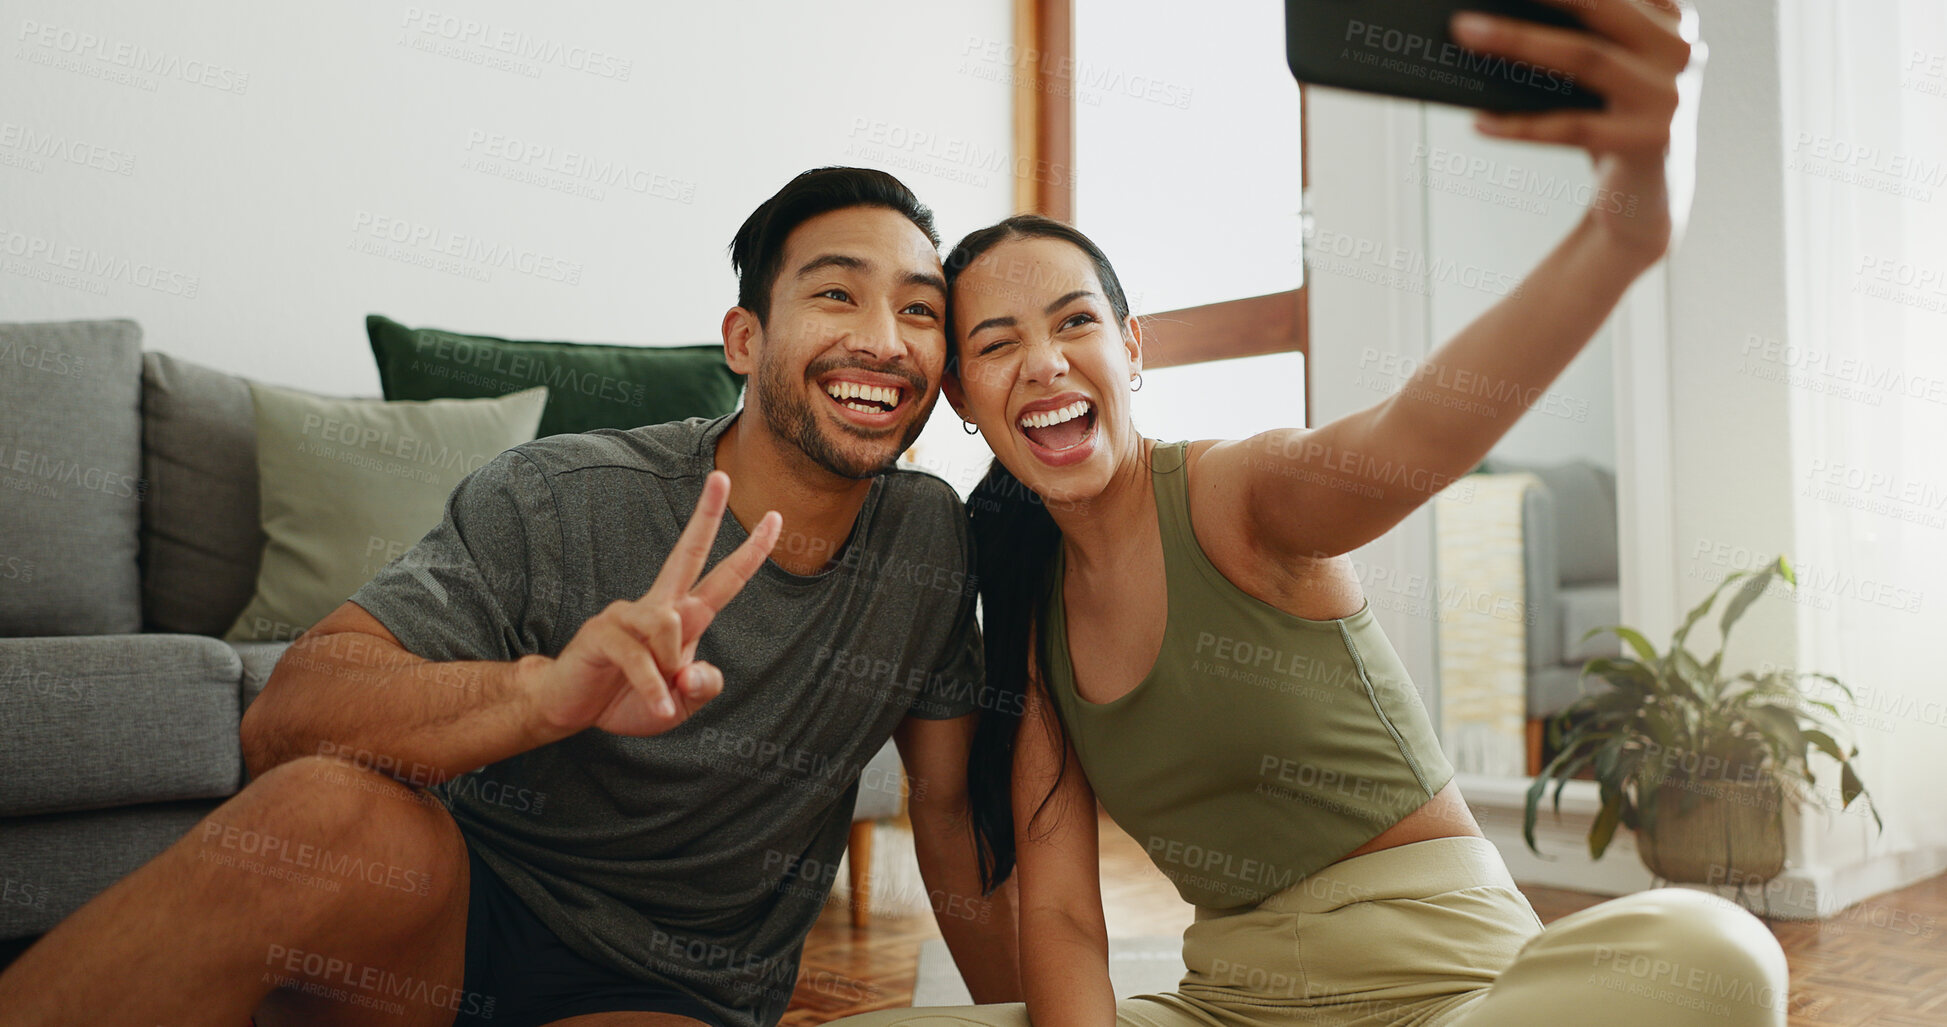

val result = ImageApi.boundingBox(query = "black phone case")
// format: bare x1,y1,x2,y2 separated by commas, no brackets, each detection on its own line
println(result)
1286,0,1604,112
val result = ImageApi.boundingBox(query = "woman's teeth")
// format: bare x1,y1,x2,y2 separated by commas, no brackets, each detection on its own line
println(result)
1018,399,1091,430
824,381,901,412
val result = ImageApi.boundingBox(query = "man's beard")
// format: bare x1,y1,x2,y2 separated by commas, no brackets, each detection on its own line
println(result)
755,352,930,480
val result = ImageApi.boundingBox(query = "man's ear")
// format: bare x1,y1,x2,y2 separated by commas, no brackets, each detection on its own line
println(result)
721,307,761,375
1123,314,1144,379
941,365,970,422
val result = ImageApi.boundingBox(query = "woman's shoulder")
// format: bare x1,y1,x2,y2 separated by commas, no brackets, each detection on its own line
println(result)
1170,434,1367,619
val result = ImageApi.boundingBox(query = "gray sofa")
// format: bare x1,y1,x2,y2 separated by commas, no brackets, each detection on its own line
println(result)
0,319,902,951
1477,456,1623,771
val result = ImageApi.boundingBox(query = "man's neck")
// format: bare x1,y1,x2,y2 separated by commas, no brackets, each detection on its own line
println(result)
713,411,876,576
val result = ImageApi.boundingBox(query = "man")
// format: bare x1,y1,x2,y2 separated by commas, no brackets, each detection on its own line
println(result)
0,167,1020,1026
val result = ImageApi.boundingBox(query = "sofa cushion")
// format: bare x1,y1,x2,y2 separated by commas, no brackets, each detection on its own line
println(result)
1482,457,1619,586
366,314,744,437
1534,461,1618,585
1560,583,1623,664
0,634,242,817
224,384,547,643
0,320,144,637
0,799,218,939
139,352,267,636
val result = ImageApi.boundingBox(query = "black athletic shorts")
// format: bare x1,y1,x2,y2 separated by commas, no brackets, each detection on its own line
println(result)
453,839,726,1026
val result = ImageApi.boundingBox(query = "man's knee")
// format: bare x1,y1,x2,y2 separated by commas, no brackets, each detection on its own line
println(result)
193,755,465,914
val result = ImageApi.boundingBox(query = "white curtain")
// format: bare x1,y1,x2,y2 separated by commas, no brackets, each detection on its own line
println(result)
1781,1,1947,870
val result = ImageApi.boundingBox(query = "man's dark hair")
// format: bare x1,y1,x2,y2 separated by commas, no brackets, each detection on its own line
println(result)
728,167,939,325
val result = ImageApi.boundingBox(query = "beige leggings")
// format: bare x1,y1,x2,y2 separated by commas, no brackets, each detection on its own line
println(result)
830,837,1788,1027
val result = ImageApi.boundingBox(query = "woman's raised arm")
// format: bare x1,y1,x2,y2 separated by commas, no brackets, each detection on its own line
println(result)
1203,0,1701,562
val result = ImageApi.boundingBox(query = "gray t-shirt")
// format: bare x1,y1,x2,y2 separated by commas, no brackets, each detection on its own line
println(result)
347,412,980,1027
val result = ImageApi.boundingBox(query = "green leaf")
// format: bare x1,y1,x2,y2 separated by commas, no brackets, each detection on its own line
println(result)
1583,625,1661,665
1718,559,1783,646
1748,705,1807,758
1589,797,1623,859
1671,569,1743,658
1524,738,1599,854
1839,761,1884,833
1798,671,1857,705
1593,734,1627,783
1574,663,1657,708
1669,647,1713,706
1523,773,1550,854
1802,729,1846,765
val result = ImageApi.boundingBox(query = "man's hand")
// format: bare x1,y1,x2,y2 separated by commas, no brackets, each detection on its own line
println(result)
523,470,780,737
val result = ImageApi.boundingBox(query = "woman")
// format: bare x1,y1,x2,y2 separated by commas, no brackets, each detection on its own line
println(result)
836,2,1786,1025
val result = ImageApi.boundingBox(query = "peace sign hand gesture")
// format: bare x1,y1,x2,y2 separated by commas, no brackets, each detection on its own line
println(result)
524,471,781,738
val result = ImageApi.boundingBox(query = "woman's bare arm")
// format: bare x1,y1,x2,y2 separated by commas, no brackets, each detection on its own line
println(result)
1201,0,1698,561
1013,677,1117,1027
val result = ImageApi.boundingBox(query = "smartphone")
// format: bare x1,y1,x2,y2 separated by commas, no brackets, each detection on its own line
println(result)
1286,0,1604,112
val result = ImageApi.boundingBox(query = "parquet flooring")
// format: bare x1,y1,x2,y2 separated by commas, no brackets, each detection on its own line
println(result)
786,812,1947,1026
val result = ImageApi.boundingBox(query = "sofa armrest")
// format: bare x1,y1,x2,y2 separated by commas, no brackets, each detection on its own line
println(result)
234,640,291,711
1518,481,1565,674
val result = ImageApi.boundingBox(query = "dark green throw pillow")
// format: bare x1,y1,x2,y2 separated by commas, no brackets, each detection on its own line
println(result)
366,314,744,438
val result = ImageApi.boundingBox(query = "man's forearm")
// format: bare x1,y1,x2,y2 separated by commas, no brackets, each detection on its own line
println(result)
241,627,560,784
910,806,1023,1004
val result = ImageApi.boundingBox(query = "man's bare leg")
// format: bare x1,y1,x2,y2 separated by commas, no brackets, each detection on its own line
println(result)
0,755,474,1027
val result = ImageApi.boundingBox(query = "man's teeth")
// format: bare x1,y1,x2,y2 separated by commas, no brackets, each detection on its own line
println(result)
1019,399,1092,430
824,381,901,409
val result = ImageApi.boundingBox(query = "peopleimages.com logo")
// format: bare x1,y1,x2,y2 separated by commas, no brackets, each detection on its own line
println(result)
1341,19,1577,95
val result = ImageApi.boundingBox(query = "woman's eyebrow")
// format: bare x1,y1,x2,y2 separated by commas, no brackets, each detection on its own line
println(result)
967,289,1097,337
967,314,1016,336
1044,289,1095,314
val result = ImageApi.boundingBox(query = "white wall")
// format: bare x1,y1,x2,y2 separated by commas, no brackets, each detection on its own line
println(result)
1421,106,1617,472
0,0,1014,422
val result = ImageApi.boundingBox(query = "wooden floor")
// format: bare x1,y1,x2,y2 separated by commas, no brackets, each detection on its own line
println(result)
785,812,1947,1026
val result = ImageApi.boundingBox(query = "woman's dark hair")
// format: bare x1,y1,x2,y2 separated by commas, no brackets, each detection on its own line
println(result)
946,214,1132,893
728,167,938,325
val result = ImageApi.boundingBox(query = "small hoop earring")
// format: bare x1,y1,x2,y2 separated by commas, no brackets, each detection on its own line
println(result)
961,419,980,435
1131,373,1144,392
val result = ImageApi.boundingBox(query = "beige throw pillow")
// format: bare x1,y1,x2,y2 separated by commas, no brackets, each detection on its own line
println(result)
224,383,547,643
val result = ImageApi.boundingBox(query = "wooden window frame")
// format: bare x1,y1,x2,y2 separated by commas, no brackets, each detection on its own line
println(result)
1013,0,1312,422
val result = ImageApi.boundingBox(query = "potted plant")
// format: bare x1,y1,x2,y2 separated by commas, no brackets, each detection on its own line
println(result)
1523,555,1881,885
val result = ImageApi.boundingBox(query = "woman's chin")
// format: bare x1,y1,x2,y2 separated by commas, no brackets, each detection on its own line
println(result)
1000,440,1111,512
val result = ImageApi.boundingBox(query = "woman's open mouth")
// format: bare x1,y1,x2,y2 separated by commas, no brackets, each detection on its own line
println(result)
1017,397,1097,465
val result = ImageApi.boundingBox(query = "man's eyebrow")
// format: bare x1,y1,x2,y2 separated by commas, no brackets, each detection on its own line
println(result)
794,256,944,297
794,253,868,278
1044,289,1095,315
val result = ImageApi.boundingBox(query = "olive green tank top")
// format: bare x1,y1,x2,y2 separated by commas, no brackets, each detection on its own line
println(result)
1043,440,1455,912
